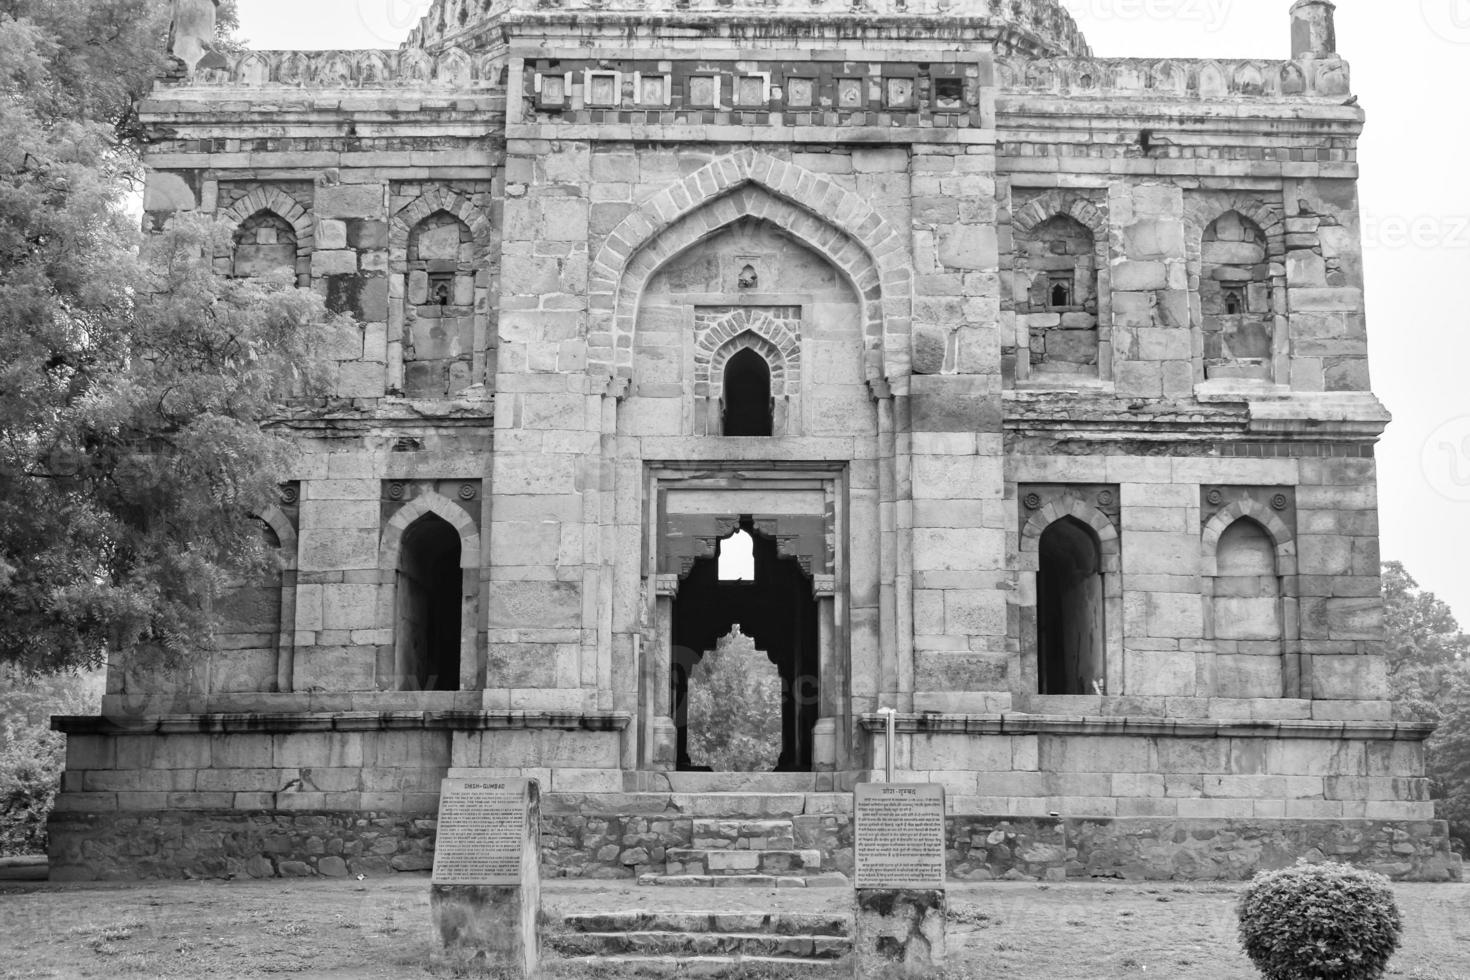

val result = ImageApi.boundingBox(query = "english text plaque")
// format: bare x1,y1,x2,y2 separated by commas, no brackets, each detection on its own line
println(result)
430,778,531,886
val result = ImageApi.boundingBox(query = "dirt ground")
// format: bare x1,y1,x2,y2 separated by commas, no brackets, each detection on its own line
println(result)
0,876,1467,979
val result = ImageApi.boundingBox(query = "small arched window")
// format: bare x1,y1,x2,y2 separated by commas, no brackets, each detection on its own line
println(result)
1048,274,1075,309
722,348,773,437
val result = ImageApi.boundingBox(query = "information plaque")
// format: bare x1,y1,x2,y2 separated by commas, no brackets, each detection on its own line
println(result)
852,782,947,890
430,779,531,886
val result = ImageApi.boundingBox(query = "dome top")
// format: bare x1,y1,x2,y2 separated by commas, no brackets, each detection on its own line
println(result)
404,0,1091,58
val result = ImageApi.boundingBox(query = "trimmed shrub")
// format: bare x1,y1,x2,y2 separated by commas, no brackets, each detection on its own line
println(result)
1237,862,1403,980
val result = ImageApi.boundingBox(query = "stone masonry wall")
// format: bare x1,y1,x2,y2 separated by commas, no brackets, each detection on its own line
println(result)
48,807,1460,883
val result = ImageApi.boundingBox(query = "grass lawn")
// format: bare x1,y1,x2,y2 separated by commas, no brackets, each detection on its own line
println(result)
0,877,1466,978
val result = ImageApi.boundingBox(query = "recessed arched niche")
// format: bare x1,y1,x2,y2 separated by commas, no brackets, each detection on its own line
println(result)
630,215,873,439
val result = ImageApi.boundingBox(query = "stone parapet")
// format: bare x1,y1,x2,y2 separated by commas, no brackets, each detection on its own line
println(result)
997,55,1351,99
407,0,1090,57
175,47,498,89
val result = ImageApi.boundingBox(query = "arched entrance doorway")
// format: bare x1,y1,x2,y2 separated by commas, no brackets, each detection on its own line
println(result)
395,513,462,692
671,519,819,772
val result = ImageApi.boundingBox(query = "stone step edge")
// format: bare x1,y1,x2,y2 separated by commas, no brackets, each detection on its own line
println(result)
548,954,849,970
558,912,851,936
667,847,824,867
548,930,851,951
689,818,798,831
637,872,851,888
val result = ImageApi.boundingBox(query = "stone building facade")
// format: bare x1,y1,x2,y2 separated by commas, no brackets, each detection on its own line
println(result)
48,0,1460,882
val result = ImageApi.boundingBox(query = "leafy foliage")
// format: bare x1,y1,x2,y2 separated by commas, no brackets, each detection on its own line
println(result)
685,627,783,772
0,667,102,855
1380,562,1470,851
1381,562,1470,724
1237,862,1403,980
0,1,340,673
1424,671,1470,853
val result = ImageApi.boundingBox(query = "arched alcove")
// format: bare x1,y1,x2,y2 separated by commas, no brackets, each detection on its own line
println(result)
1016,214,1101,377
388,187,492,399
1200,211,1274,381
1037,517,1106,696
722,348,773,436
232,210,297,279
589,152,912,385
1212,517,1285,697
395,514,462,691
403,210,475,397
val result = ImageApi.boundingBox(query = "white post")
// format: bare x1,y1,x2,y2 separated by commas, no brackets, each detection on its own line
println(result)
878,707,896,782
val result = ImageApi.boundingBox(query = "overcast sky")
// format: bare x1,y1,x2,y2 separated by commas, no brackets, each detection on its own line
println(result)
233,1,1470,624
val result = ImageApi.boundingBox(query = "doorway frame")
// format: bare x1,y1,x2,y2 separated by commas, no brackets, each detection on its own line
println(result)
639,461,849,782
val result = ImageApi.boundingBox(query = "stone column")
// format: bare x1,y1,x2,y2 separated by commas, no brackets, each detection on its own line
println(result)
872,381,900,707
647,583,678,769
813,577,838,778
1290,0,1337,58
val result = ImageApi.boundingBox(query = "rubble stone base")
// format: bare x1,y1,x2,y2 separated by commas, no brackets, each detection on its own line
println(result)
854,889,947,979
47,809,1461,883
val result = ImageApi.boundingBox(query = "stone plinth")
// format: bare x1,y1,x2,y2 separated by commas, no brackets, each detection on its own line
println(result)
429,778,541,978
431,884,539,975
853,888,946,979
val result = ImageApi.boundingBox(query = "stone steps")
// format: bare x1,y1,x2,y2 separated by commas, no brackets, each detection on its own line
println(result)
691,817,798,849
637,872,850,888
548,910,852,971
553,955,849,974
667,847,823,876
560,911,850,935
550,930,850,960
634,809,846,886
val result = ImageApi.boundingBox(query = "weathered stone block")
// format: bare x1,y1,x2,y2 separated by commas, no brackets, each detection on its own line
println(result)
854,889,946,980
937,225,998,270
488,582,582,629
316,183,385,219
273,733,365,769
311,250,358,277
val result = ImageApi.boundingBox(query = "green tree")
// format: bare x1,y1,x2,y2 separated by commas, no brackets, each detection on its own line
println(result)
0,0,339,674
1381,561,1470,723
0,667,102,855
686,628,783,772
1380,562,1470,851
1430,672,1470,852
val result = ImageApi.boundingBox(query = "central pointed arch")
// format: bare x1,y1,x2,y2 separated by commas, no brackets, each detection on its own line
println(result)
587,150,911,385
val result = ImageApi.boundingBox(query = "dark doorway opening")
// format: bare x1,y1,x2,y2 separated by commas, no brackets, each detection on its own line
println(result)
397,514,462,691
1037,517,1105,696
722,348,773,436
673,519,817,771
